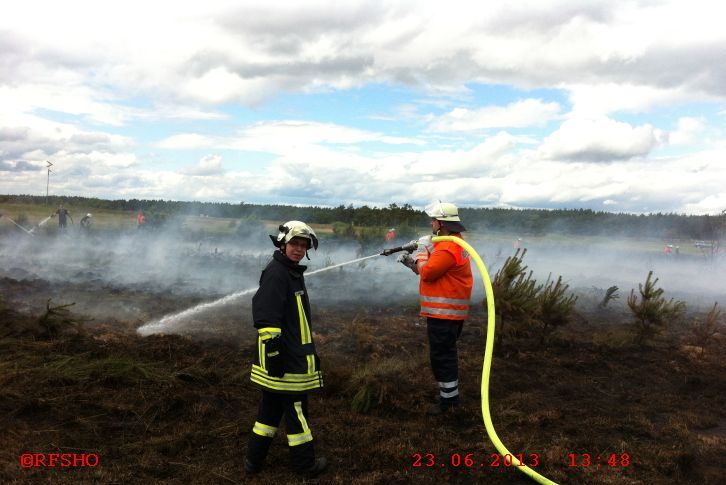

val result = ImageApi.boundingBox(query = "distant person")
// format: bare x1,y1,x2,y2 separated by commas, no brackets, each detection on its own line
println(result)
245,221,327,478
675,246,680,257
136,212,146,229
664,244,673,256
80,213,92,231
397,201,473,415
386,228,396,242
514,237,521,250
52,204,73,230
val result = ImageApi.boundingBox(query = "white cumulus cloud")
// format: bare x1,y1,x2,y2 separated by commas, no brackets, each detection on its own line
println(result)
427,99,562,132
539,117,660,161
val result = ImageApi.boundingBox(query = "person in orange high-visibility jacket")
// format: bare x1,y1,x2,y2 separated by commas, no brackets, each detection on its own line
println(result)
398,201,473,415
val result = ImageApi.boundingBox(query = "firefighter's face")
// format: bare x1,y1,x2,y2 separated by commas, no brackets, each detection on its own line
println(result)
431,218,441,234
284,237,308,262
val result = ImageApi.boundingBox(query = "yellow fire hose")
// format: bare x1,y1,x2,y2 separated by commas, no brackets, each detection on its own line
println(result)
432,236,558,485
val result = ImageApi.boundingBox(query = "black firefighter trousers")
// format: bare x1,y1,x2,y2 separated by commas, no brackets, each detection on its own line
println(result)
246,391,316,472
427,317,464,404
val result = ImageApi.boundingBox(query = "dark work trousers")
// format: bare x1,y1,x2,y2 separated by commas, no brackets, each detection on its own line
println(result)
246,391,315,472
427,317,464,404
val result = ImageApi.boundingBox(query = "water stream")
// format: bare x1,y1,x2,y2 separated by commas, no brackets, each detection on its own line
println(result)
1,215,35,235
136,252,381,336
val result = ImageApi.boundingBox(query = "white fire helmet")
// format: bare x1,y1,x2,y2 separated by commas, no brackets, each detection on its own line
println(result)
86,213,92,218
425,201,461,222
270,220,319,250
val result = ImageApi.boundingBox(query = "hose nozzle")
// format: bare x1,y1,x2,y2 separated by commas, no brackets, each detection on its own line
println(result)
380,241,419,256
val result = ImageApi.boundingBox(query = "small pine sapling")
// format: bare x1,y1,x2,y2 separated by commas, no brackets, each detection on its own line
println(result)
627,271,685,344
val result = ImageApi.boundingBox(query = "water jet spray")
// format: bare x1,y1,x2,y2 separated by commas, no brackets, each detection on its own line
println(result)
0,214,35,236
136,252,382,336
35,215,53,229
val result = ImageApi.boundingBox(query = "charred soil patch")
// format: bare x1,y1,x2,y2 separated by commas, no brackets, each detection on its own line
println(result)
1,278,725,484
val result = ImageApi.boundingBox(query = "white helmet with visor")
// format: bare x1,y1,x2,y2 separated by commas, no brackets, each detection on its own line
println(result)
425,201,461,222
270,220,319,250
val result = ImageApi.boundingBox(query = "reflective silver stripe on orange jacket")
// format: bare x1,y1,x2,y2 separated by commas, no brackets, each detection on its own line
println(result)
421,295,471,305
420,306,468,317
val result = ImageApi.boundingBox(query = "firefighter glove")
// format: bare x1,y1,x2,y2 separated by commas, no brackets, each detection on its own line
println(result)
264,336,285,377
397,253,418,273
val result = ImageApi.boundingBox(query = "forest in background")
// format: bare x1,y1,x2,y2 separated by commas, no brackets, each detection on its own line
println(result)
2,194,724,240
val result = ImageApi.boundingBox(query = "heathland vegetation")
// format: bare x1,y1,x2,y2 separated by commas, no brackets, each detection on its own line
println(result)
1,194,725,483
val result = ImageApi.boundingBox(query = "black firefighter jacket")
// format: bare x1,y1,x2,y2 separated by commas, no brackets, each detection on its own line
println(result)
250,250,323,394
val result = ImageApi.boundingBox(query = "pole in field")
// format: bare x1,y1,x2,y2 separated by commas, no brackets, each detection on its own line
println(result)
46,161,53,205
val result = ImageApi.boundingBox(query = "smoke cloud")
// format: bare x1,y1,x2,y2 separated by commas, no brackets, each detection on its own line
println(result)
1,220,723,338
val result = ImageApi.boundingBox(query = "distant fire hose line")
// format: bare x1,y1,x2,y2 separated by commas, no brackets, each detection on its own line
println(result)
28,216,52,234
36,216,52,228
136,252,381,336
432,235,558,485
0,214,35,236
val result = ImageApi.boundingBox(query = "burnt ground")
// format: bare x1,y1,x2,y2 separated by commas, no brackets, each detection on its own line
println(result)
1,275,725,485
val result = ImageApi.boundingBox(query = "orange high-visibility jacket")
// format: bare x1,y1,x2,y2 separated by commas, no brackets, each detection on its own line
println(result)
417,234,473,320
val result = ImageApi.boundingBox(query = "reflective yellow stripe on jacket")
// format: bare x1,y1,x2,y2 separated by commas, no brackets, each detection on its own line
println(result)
250,365,323,392
296,292,317,374
296,291,312,344
257,327,281,369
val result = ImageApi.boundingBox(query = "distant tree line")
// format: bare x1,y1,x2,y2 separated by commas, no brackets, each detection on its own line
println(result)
2,194,724,240
459,207,726,240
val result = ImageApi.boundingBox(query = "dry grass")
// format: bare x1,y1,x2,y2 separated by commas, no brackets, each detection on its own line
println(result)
1,281,725,483
0,201,138,232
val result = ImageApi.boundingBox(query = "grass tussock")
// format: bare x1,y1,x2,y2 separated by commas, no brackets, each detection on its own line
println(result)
43,354,166,385
348,353,426,414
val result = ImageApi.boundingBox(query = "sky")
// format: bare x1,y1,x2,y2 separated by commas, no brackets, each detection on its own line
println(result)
1,0,725,214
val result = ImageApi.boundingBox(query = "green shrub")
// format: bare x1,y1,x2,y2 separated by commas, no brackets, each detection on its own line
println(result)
37,299,85,339
486,249,578,344
392,223,420,241
537,275,578,342
599,286,620,308
487,249,541,344
236,214,266,236
691,302,722,355
627,271,686,344
356,226,385,244
331,221,355,238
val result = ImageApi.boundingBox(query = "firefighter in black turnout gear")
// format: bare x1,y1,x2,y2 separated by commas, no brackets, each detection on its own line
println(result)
245,221,328,478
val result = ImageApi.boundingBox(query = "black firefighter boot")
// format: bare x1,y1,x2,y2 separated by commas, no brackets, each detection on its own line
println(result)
245,434,273,474
427,397,459,416
291,441,328,478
